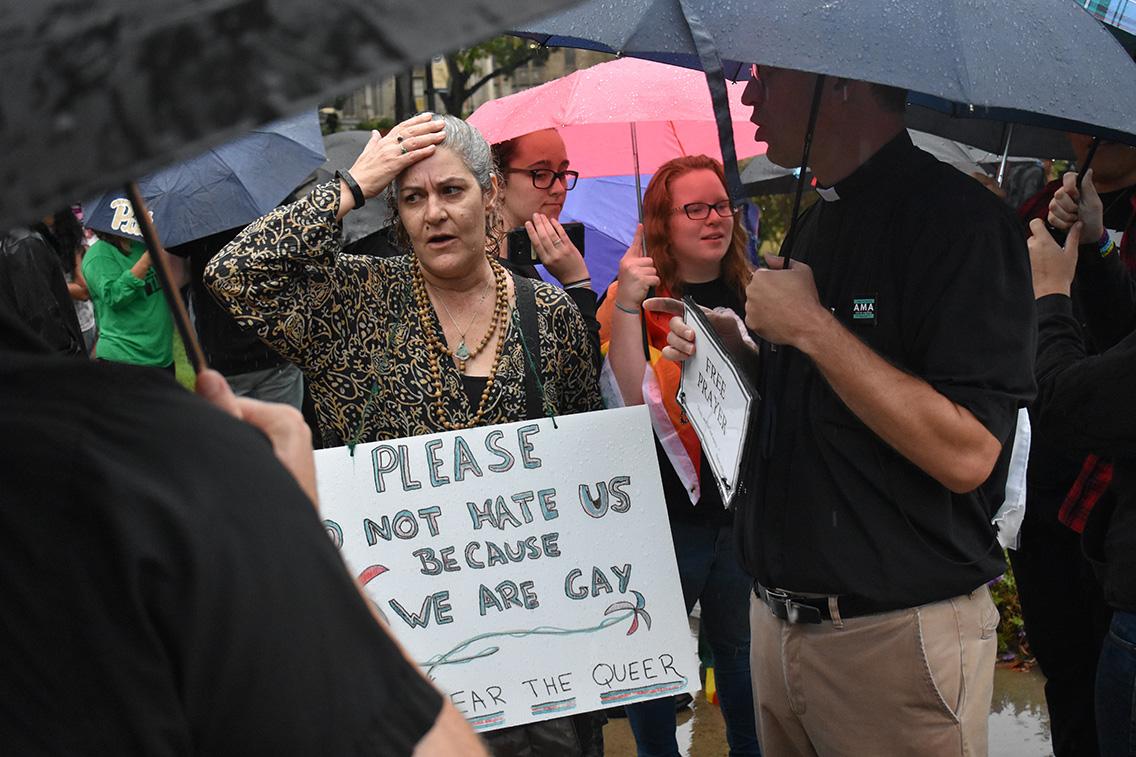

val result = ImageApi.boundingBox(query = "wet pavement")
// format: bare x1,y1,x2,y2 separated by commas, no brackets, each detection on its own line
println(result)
989,666,1053,756
604,666,1053,756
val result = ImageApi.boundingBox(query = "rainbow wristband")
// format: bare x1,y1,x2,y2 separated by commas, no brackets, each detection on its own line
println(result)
1099,231,1117,258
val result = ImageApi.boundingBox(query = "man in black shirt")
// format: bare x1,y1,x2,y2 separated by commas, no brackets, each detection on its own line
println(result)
655,67,1036,754
0,305,485,755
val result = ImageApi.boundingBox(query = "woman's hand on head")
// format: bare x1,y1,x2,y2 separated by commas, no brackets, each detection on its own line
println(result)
526,214,588,284
615,225,658,309
341,114,445,208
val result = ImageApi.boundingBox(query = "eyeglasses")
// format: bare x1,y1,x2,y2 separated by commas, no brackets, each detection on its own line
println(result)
505,167,579,190
747,63,767,96
674,201,736,220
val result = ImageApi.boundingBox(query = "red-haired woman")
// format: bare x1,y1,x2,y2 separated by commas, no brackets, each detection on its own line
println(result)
597,155,760,756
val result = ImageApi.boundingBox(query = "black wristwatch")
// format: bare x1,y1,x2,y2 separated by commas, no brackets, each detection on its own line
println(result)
335,169,366,209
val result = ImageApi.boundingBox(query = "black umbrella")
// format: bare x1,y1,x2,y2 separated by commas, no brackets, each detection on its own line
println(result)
904,105,1075,162
2,0,583,373
292,131,393,247
0,0,584,230
905,7,1136,167
740,130,993,196
516,0,1136,146
516,0,1136,257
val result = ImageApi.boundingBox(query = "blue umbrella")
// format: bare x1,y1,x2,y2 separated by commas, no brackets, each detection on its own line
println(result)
560,174,653,293
83,111,325,249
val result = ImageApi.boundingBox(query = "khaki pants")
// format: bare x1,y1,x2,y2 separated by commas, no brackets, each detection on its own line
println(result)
749,586,999,756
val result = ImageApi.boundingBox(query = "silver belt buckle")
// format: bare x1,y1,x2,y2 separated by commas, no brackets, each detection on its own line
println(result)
763,587,790,618
764,587,821,624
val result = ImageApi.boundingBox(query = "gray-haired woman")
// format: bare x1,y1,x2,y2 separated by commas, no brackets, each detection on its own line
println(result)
206,113,599,446
204,114,604,754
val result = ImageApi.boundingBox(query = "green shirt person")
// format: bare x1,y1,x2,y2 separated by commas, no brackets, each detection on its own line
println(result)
81,235,173,368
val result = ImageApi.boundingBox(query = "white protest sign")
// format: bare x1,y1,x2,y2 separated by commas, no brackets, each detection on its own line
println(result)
315,406,699,733
676,300,757,507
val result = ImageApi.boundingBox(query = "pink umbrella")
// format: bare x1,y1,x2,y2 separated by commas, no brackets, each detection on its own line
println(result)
467,57,765,181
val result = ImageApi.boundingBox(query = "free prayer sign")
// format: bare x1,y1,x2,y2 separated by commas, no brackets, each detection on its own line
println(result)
315,406,699,731
676,297,758,507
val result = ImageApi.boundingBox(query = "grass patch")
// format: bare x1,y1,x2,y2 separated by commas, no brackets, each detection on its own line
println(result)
172,331,196,391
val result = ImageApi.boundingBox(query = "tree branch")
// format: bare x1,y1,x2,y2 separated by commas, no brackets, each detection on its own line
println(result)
465,51,541,98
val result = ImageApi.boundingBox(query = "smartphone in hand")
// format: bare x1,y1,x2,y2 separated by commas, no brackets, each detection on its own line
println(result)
506,222,586,266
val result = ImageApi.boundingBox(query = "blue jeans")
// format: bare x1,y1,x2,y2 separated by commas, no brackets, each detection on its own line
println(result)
1097,610,1136,757
625,520,761,756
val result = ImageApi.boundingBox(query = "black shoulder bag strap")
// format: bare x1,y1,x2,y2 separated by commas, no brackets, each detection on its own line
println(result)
512,273,544,421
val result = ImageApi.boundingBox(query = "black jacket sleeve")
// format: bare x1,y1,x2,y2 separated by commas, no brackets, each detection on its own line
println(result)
0,229,84,357
1072,248,1136,352
1033,294,1136,457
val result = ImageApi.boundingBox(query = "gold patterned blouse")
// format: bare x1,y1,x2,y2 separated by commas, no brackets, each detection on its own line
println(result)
204,181,602,447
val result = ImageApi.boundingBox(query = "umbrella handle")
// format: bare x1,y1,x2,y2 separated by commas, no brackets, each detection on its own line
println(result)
630,123,645,227
1047,136,1100,244
125,182,207,375
678,0,744,200
1077,136,1100,191
780,74,827,268
995,123,1015,187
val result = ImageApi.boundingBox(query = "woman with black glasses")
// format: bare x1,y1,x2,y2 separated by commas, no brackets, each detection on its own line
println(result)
490,129,599,366
598,155,761,757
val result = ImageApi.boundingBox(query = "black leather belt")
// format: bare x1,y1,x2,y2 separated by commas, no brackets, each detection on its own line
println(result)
755,583,890,624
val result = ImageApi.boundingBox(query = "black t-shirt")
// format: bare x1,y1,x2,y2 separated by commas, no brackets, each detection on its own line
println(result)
657,278,744,526
740,133,1037,608
0,352,442,755
461,373,489,413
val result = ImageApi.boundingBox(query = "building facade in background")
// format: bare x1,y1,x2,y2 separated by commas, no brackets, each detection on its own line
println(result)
335,48,612,127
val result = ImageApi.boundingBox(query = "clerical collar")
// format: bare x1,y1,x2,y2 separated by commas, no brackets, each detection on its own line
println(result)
814,131,916,203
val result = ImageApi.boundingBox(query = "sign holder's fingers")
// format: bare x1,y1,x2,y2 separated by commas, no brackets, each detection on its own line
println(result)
642,297,685,318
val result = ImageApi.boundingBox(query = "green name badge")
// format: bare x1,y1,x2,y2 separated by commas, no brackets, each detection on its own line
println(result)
851,295,877,325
